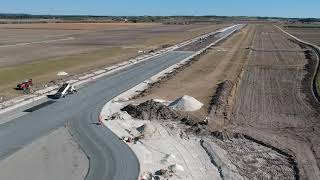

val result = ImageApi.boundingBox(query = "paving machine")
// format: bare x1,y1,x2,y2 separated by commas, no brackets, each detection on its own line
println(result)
52,83,77,99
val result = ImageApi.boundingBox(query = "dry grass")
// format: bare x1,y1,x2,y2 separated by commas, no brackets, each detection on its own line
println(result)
0,23,228,99
0,23,160,30
144,24,228,48
0,47,137,98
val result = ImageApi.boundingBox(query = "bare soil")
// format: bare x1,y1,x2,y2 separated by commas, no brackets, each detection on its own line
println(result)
132,24,315,179
121,100,181,121
136,25,255,120
232,24,320,180
284,26,320,46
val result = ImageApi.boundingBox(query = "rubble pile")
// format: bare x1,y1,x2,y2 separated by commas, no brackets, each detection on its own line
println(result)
121,100,181,120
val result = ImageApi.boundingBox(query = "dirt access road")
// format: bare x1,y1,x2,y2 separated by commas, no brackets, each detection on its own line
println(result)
232,24,320,180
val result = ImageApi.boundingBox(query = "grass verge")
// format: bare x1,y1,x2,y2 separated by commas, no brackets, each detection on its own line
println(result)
0,47,138,97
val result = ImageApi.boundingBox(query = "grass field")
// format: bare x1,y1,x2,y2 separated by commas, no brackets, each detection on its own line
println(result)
0,23,228,99
0,47,137,97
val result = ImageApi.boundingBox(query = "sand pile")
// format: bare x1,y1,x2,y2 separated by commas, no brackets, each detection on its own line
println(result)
121,100,180,120
169,95,203,111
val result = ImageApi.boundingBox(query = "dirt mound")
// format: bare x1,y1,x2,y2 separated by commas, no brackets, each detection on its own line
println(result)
208,80,234,129
209,80,234,114
121,100,181,120
169,95,203,111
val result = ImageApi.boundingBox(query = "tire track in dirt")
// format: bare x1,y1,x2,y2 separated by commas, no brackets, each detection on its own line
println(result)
232,24,320,180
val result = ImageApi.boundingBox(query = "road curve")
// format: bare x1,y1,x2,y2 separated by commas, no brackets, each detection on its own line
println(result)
0,25,242,180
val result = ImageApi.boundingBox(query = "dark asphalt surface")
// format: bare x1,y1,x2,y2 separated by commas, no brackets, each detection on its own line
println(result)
0,51,193,180
176,25,242,52
0,24,242,180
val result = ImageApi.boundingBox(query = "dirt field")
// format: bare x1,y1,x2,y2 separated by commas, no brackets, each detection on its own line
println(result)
284,26,320,46
136,25,255,120
0,22,228,99
283,25,320,98
129,24,301,179
232,24,320,180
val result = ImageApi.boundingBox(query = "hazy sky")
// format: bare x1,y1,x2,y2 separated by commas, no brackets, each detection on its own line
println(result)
1,0,319,18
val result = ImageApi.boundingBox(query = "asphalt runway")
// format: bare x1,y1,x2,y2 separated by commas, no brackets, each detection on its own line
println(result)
0,24,242,180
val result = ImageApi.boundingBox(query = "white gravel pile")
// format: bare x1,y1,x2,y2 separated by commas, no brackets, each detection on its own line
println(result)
57,71,68,76
169,95,203,111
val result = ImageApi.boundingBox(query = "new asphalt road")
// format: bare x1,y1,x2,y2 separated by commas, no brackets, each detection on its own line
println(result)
0,24,243,180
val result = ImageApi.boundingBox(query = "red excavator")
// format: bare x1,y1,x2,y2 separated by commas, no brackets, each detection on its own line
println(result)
16,79,33,91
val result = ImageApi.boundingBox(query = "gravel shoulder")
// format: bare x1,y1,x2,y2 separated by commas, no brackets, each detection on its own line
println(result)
0,127,88,180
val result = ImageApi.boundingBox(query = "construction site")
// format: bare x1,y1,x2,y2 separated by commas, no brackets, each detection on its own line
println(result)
98,23,320,179
0,5,320,180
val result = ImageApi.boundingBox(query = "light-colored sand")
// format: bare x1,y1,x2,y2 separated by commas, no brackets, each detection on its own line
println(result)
169,95,203,111
102,101,221,180
0,127,88,180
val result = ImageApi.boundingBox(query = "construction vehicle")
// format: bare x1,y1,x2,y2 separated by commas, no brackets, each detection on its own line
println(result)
51,83,77,99
16,79,33,90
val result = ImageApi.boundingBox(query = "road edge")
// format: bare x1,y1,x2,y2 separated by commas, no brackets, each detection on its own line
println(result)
99,25,244,178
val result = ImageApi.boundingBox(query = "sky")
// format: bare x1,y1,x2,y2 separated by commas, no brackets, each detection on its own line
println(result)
0,0,319,18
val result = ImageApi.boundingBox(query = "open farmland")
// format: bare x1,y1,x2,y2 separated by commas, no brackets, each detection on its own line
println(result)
284,25,320,46
0,22,227,98
232,24,320,180
0,23,227,67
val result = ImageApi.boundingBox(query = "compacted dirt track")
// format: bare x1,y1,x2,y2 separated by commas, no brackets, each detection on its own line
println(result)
232,24,320,179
